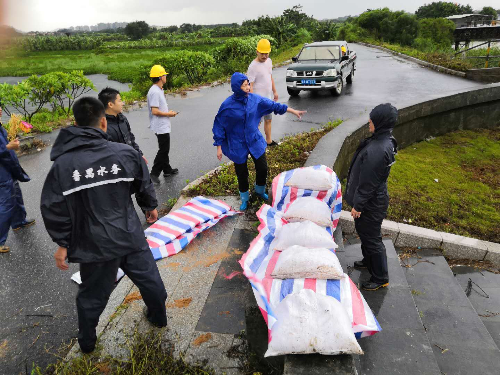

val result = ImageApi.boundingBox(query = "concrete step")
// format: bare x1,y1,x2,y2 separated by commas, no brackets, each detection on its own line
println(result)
403,248,500,375
345,238,441,375
451,265,500,350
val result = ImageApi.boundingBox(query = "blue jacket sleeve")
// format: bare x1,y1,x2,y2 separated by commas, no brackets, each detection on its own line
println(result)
212,111,226,147
257,97,288,117
0,127,30,182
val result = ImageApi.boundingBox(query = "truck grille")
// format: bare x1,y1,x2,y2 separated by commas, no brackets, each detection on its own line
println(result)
296,71,324,77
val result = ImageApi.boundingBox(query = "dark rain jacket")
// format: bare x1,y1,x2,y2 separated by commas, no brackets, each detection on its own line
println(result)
40,126,157,263
0,125,30,184
213,72,288,164
105,113,143,155
345,104,398,213
1,125,30,217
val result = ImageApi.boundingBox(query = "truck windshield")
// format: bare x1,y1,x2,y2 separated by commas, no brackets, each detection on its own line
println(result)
298,46,341,61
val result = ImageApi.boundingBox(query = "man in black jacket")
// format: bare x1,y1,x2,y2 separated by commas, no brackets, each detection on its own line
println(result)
98,87,147,163
345,103,398,291
40,97,167,353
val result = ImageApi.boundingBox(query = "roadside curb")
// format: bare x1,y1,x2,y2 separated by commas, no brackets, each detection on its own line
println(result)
356,42,467,78
339,210,500,267
180,163,232,197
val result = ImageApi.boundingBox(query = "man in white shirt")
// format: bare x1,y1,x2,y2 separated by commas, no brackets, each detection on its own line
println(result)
247,39,279,147
147,65,179,184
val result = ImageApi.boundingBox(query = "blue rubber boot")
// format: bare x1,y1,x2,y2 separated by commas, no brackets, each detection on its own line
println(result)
254,185,269,201
239,191,249,211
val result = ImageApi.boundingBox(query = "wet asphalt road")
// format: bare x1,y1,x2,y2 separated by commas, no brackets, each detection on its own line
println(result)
0,44,485,374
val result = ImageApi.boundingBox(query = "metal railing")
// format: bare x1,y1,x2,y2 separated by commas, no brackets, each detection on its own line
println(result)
454,39,500,68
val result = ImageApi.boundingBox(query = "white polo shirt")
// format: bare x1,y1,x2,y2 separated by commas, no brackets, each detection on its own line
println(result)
147,85,171,134
247,58,273,98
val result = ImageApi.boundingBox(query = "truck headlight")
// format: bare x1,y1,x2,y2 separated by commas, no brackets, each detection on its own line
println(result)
323,69,337,77
286,70,297,77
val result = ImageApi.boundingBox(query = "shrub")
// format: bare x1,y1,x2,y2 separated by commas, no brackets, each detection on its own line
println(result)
46,71,95,114
133,50,215,95
212,35,276,74
311,21,340,42
0,71,94,123
294,28,313,44
417,18,455,50
18,35,103,51
337,23,368,43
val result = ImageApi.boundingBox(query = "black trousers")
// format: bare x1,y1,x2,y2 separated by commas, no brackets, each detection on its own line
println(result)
354,208,389,284
76,249,168,351
151,133,173,177
234,153,267,193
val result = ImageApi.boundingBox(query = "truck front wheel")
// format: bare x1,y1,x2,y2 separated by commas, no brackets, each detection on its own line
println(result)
287,87,300,97
331,78,343,96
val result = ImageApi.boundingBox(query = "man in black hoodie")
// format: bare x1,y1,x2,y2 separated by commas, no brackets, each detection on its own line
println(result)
40,97,168,353
98,87,147,162
345,103,398,291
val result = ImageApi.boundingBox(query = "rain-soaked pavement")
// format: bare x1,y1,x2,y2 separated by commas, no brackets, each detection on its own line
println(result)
0,43,487,373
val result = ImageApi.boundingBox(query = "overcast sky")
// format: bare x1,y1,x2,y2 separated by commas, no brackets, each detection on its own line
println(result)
3,0,499,32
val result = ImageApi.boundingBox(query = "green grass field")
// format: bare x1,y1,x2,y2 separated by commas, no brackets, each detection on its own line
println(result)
386,128,499,243
0,45,216,84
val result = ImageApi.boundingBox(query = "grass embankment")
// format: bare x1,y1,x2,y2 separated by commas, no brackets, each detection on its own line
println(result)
187,120,343,198
363,39,500,72
345,128,499,243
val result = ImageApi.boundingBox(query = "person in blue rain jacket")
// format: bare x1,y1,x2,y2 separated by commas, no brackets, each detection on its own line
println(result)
213,72,306,210
0,105,35,253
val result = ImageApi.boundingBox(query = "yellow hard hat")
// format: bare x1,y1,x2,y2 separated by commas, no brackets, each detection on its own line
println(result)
150,65,168,78
341,45,346,52
256,39,271,54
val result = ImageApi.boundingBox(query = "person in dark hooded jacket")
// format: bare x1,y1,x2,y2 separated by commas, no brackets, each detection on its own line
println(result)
213,72,306,210
98,87,146,160
40,97,168,354
0,105,35,253
345,103,398,291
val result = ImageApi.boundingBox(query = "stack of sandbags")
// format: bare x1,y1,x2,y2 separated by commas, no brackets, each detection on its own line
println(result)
240,165,381,357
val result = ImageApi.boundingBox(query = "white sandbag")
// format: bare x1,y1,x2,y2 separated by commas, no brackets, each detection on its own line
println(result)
285,168,334,191
272,221,337,250
265,289,363,356
271,246,343,280
283,197,332,227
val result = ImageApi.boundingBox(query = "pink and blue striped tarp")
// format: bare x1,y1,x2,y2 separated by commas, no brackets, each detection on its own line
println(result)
72,196,240,284
145,196,240,260
271,165,343,230
240,166,381,343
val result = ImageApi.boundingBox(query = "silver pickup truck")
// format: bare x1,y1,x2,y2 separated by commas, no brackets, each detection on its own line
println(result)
286,41,356,96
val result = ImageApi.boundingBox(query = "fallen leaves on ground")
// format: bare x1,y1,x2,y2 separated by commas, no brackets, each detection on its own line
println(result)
192,333,212,347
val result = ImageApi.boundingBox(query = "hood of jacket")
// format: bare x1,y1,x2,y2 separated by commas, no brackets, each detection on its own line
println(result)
231,72,249,103
370,103,398,136
50,126,109,161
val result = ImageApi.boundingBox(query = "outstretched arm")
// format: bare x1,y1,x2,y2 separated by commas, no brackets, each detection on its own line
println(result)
286,107,307,119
